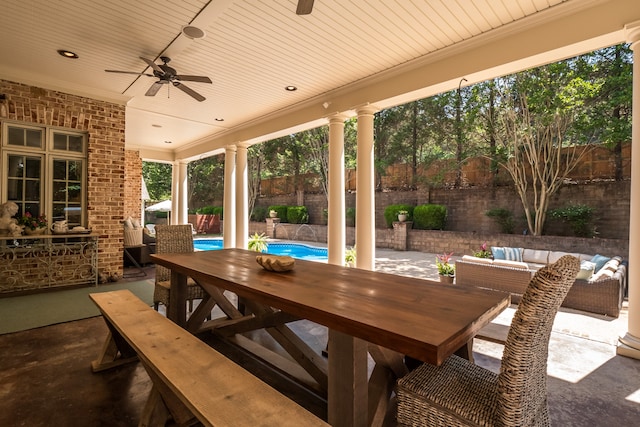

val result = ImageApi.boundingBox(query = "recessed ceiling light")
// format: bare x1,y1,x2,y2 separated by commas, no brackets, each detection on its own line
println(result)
285,85,297,91
152,124,162,128
182,25,206,40
214,118,224,122
164,141,172,144
57,49,78,59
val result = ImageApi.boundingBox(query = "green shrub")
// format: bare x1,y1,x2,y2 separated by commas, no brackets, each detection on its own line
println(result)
412,204,447,230
196,206,215,215
268,205,288,222
549,204,595,237
287,206,309,224
383,204,414,228
346,207,356,227
212,206,223,220
251,206,267,221
485,208,515,234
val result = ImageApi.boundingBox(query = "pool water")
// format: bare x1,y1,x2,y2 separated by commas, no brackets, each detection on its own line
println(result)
193,239,328,262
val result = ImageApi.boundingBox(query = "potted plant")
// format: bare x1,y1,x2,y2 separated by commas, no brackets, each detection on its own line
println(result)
345,246,356,267
436,252,455,284
473,242,492,258
397,210,408,222
269,210,278,218
248,232,269,252
20,212,48,235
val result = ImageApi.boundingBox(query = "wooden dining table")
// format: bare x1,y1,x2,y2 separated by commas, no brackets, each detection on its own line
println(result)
151,248,510,427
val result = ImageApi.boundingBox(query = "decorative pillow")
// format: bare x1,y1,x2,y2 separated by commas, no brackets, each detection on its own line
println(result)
590,254,610,272
590,268,615,282
493,259,529,269
576,260,595,280
503,247,523,262
491,246,505,260
461,255,494,265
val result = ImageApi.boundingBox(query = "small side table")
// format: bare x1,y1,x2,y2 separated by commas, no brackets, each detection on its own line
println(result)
123,244,148,278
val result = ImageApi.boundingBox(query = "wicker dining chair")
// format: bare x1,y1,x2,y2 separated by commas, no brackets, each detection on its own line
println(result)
153,224,206,313
396,255,580,427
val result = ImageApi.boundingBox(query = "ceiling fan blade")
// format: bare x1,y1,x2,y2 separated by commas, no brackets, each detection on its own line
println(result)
176,75,212,84
145,82,164,97
173,82,206,102
296,0,314,15
140,56,165,75
105,70,155,77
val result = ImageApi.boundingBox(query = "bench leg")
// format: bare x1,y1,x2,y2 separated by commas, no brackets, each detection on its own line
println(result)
91,329,138,373
141,363,198,426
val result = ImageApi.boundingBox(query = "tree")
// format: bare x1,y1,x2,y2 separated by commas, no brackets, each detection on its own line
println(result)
495,66,592,236
142,161,172,201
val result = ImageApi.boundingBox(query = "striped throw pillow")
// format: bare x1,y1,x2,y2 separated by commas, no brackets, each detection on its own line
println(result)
503,247,523,262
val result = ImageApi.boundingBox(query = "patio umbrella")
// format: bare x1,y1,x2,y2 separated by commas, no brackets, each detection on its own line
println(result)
145,200,171,223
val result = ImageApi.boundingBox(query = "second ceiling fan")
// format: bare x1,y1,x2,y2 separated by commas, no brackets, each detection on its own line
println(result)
106,56,212,102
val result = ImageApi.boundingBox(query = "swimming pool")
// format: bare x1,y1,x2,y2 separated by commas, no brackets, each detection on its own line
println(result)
193,239,328,262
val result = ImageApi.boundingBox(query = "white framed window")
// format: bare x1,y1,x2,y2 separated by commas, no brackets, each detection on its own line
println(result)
1,121,87,227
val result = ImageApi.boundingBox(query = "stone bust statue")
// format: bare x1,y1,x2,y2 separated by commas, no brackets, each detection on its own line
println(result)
0,201,24,237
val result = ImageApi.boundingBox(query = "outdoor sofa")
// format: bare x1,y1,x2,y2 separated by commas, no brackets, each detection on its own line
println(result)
455,247,627,317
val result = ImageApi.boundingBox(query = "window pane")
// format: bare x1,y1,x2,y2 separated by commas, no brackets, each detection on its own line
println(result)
68,184,81,203
25,157,41,179
25,180,40,200
68,135,83,152
52,181,67,202
7,127,24,146
54,133,67,150
23,203,41,218
68,161,82,181
53,159,66,180
7,178,22,200
26,129,42,147
52,203,66,221
65,206,81,224
8,156,24,178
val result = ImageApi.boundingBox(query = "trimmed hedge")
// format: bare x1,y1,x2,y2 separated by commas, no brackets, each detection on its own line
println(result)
287,206,309,224
268,205,289,222
413,204,447,230
383,204,414,228
251,206,268,221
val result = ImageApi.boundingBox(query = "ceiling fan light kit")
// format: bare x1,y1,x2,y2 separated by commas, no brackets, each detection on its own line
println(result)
105,56,211,102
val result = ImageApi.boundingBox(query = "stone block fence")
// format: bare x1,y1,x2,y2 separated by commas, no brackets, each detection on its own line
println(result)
245,220,628,260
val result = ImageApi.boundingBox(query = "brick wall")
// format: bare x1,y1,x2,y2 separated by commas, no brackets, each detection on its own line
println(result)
0,79,126,279
255,180,631,241
124,150,142,220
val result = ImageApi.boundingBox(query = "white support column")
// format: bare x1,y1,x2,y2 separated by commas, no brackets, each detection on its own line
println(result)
355,106,378,271
619,21,640,360
328,114,348,266
177,161,189,225
223,145,237,249
170,162,179,225
236,142,249,250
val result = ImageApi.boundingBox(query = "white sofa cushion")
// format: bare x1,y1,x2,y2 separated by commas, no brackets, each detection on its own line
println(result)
493,259,529,269
461,255,493,265
522,249,549,264
576,260,596,280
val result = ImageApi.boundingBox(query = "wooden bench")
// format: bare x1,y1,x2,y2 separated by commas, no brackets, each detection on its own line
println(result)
90,289,329,427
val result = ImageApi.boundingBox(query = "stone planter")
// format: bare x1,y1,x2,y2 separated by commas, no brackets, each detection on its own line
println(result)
24,227,46,235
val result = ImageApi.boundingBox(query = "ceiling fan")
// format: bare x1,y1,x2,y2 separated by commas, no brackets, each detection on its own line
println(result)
296,0,314,15
105,56,212,102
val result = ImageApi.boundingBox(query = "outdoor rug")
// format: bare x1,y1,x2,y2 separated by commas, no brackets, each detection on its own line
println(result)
0,280,154,335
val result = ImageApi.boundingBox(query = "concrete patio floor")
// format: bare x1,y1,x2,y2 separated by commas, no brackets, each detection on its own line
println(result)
0,246,636,426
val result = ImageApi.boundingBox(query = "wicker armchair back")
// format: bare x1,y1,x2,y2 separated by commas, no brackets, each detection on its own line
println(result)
396,255,580,427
